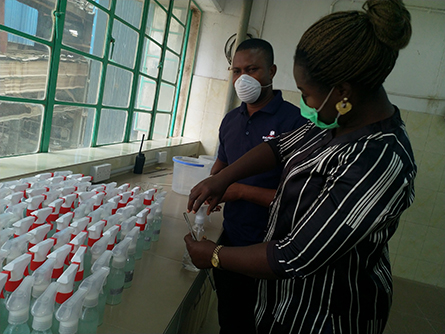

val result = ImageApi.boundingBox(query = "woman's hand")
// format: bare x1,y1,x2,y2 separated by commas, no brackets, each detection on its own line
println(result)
184,233,217,269
187,173,230,214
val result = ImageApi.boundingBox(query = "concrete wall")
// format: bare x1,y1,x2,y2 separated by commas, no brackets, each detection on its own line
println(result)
184,0,445,287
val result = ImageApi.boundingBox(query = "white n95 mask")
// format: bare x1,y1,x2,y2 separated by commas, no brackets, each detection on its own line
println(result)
234,74,272,104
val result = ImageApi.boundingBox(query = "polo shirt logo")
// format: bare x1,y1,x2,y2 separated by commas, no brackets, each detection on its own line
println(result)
262,130,276,141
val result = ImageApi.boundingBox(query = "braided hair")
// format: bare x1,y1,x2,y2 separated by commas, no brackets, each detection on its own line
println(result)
294,0,412,91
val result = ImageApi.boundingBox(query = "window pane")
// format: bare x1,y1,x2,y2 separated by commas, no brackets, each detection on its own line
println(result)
63,2,108,58
130,112,151,141
173,0,189,24
103,65,133,108
157,83,175,111
0,31,50,99
0,101,43,156
146,1,167,45
92,0,110,9
96,109,127,145
49,105,95,151
115,0,143,29
3,0,56,41
55,52,102,104
162,50,179,83
152,113,170,139
140,38,161,78
136,77,156,111
110,20,138,68
167,18,184,54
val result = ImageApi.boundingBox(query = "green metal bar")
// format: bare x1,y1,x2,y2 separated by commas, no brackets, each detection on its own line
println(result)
181,1,202,136
169,5,192,137
0,96,45,105
84,0,110,14
147,0,175,140
123,0,151,142
59,44,104,63
0,24,52,47
40,0,67,152
91,0,117,147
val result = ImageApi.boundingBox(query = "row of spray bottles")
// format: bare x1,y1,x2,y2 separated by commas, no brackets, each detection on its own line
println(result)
1,173,167,333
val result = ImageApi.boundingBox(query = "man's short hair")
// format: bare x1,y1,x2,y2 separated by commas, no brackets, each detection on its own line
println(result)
236,38,274,67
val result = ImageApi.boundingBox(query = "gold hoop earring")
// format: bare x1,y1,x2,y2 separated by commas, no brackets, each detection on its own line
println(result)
336,98,352,115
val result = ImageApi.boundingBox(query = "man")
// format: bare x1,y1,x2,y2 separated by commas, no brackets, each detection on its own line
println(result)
211,38,306,334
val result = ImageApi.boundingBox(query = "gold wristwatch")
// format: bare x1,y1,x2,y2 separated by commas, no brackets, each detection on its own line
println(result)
211,245,224,269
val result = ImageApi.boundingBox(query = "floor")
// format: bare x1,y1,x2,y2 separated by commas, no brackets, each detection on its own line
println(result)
198,276,445,334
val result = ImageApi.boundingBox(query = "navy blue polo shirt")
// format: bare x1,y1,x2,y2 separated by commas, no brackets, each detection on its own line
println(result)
218,90,306,246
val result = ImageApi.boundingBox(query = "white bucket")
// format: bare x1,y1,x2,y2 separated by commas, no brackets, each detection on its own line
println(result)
172,156,213,195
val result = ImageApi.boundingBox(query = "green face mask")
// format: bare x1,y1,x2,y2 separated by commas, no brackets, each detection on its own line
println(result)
300,87,339,129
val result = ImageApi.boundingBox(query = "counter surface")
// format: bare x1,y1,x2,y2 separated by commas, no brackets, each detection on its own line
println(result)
97,168,223,334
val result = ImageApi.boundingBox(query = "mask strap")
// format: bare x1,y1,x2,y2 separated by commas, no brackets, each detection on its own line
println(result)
316,87,335,113
261,83,273,89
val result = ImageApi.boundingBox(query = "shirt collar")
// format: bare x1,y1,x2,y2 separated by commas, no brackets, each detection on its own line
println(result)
239,90,284,115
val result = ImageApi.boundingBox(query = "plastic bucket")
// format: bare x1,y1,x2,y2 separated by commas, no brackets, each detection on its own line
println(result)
172,156,213,195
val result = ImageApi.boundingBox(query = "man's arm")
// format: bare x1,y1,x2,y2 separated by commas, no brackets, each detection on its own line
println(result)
188,142,278,214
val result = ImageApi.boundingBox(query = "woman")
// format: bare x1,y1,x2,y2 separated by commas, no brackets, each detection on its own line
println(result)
185,0,416,333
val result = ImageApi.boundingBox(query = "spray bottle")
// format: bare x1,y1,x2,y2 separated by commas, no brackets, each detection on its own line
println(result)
69,218,90,241
116,192,132,210
70,246,87,291
66,232,87,265
91,192,105,212
28,224,51,250
52,263,79,334
102,213,122,232
28,239,55,275
143,205,154,251
106,238,131,305
89,235,111,271
152,198,165,242
118,217,137,243
1,272,9,333
25,188,48,200
30,281,58,334
77,267,110,334
83,221,105,278
30,208,52,231
0,202,27,228
42,191,61,209
0,229,14,253
59,194,76,216
103,226,120,251
46,199,64,224
90,250,112,326
4,275,34,334
25,196,45,217
47,245,72,281
5,192,24,207
116,183,130,194
116,205,136,221
12,217,35,238
182,206,207,272
55,212,74,233
134,208,148,259
59,186,75,197
2,253,32,301
55,286,88,334
51,227,74,251
123,228,139,289
106,196,120,215
86,208,104,225
2,233,33,264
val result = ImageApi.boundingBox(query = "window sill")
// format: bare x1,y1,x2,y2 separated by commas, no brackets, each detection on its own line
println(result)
0,137,200,182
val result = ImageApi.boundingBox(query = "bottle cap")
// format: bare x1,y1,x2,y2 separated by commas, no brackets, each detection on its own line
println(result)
87,207,105,225
71,246,87,282
51,226,74,250
111,237,131,268
60,194,77,214
59,186,76,197
102,213,123,230
70,217,90,238
29,239,55,271
143,189,156,206
5,192,24,207
67,231,87,264
28,224,52,249
103,225,120,250
25,187,48,199
42,190,61,208
116,205,136,220
55,287,88,334
79,266,110,307
91,250,113,273
31,281,58,331
2,253,32,292
35,173,53,181
91,192,106,210
90,234,111,264
25,195,45,216
65,173,84,181
6,275,34,324
47,198,64,222
55,263,78,304
30,207,53,230
116,183,130,193
87,220,106,247
47,176,65,185
56,212,74,232
117,191,132,208
1,233,33,263
126,228,139,255
31,257,56,299
135,208,149,231
0,228,14,250
47,244,72,279
119,217,137,241
12,216,35,237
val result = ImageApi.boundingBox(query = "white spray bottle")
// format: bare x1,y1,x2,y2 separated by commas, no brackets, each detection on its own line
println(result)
106,238,131,305
4,275,34,334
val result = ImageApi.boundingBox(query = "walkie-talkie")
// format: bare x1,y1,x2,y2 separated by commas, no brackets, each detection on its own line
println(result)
133,134,145,174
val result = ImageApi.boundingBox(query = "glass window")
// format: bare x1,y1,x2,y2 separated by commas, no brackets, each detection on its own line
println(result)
96,109,127,145
162,50,179,84
49,105,95,151
103,65,133,108
167,18,184,54
0,32,50,100
55,52,102,104
173,0,189,24
146,1,167,45
136,77,157,111
63,2,108,58
130,112,151,141
152,113,171,139
109,20,138,69
157,83,175,111
140,38,162,78
0,101,43,156
115,0,143,29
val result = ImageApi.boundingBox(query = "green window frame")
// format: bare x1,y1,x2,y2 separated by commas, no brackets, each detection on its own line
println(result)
0,0,197,158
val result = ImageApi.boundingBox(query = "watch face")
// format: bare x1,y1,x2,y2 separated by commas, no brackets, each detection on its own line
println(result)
211,256,218,267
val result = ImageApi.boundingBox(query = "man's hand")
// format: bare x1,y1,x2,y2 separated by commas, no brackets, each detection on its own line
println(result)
187,173,230,214
184,233,217,269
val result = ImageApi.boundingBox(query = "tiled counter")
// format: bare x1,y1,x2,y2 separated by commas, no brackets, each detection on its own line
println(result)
97,167,223,334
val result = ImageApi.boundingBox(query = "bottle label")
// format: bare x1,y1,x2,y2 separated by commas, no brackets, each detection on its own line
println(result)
125,270,134,283
109,286,124,296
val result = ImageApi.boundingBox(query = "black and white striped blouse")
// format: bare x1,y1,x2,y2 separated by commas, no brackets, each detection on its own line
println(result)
256,108,416,334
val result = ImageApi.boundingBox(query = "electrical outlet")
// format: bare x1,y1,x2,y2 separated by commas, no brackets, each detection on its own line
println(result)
156,151,167,163
90,163,111,183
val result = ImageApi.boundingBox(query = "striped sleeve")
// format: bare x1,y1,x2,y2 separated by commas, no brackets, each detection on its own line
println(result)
268,138,415,279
